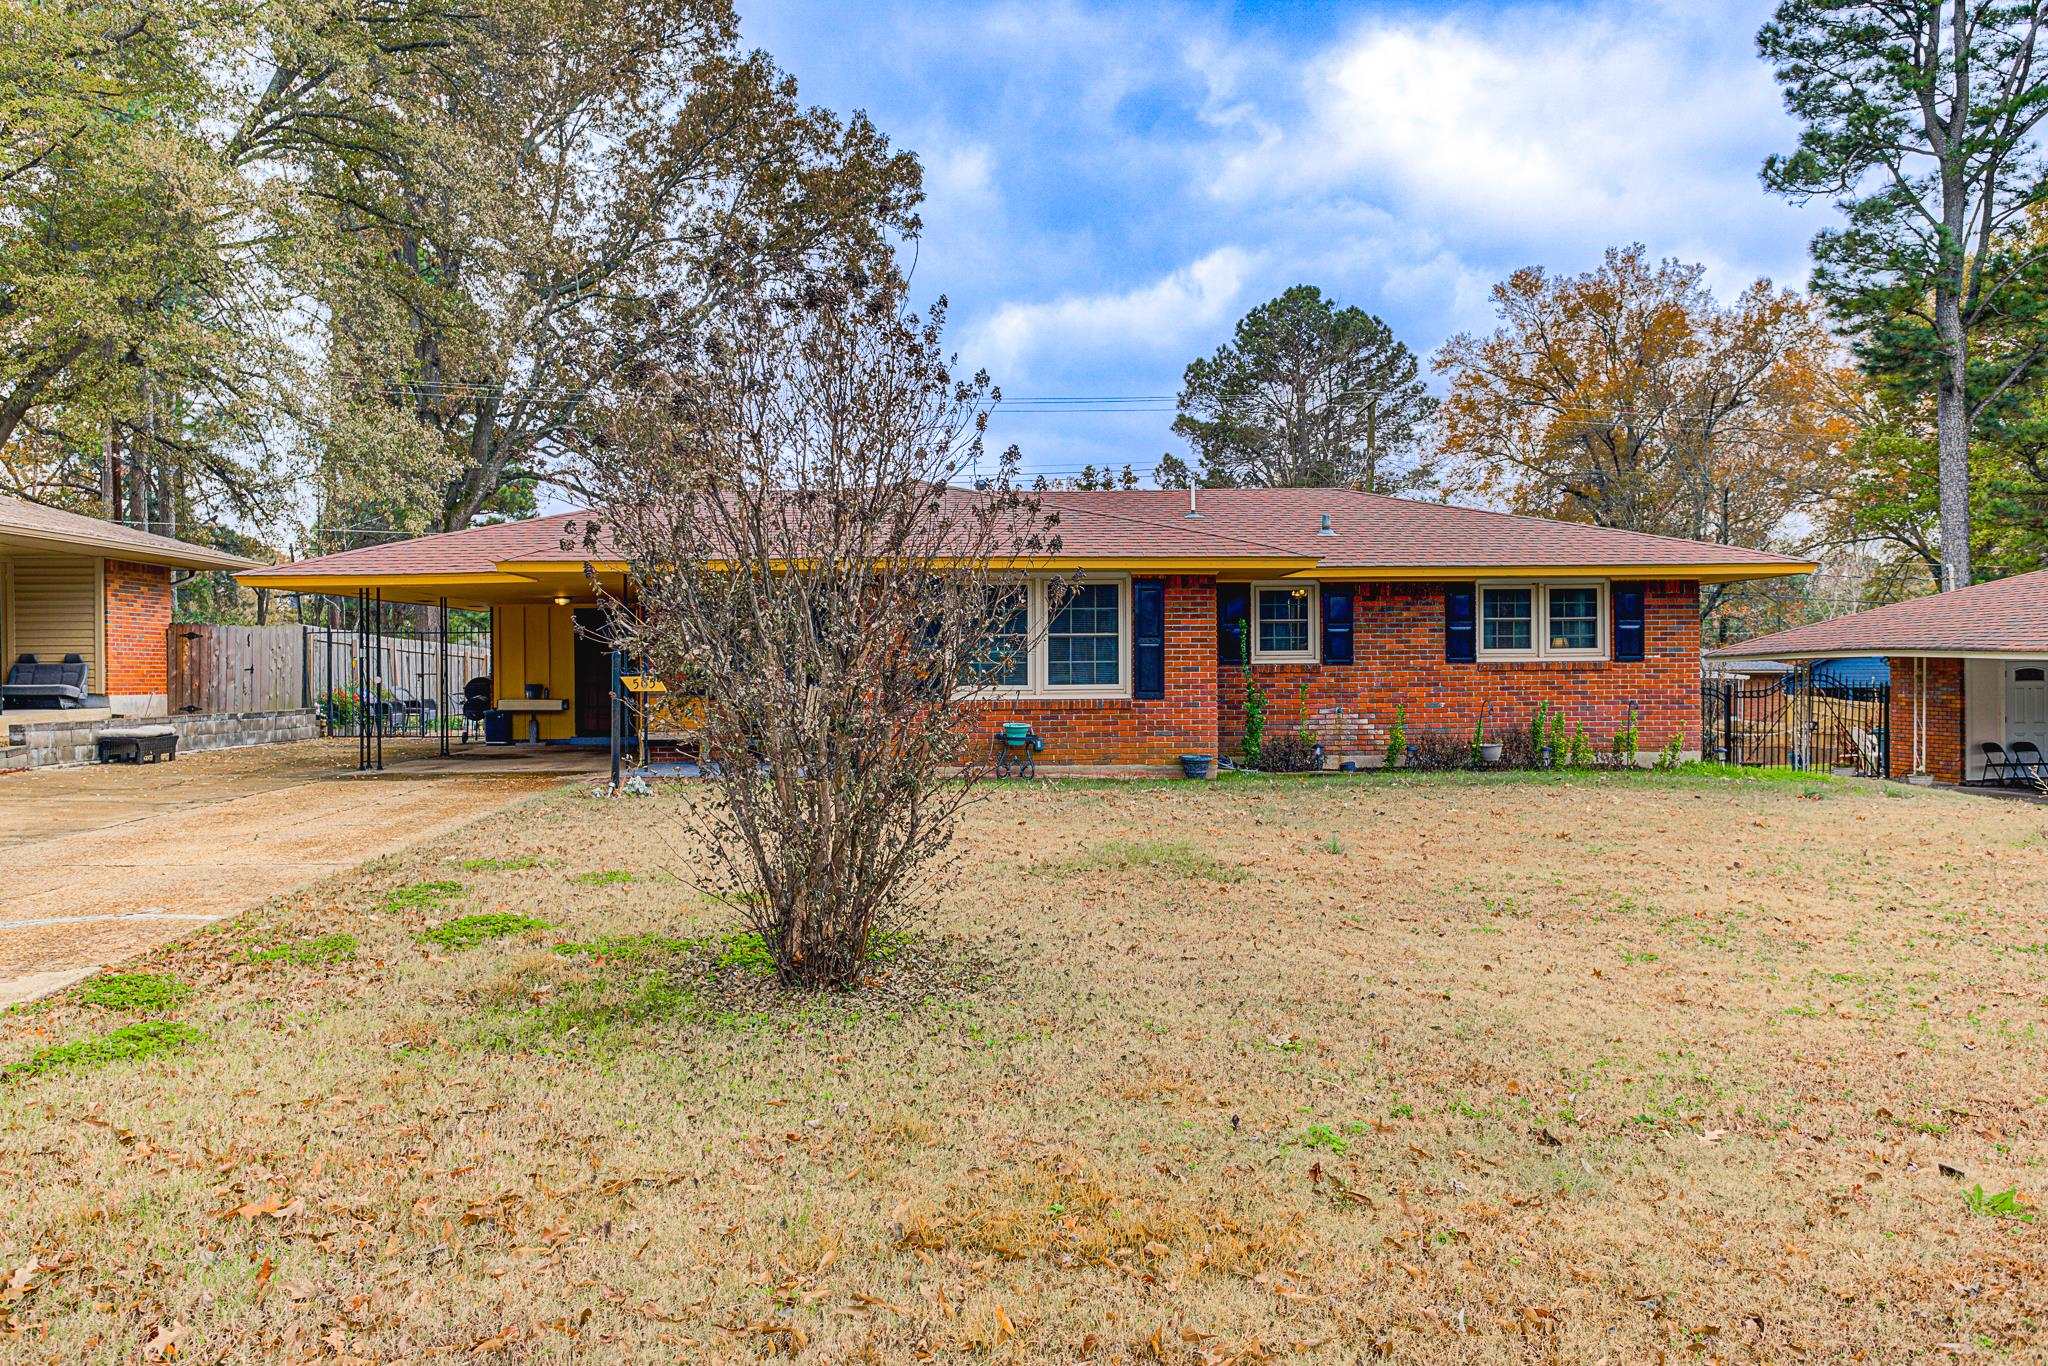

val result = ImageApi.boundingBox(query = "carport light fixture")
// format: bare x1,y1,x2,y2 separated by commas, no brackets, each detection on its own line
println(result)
553,593,569,606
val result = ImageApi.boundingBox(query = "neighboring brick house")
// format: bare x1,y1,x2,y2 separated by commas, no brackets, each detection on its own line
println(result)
1714,568,2048,785
0,497,255,716
241,488,1809,769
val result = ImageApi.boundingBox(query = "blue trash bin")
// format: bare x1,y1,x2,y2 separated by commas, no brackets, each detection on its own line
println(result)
483,709,512,744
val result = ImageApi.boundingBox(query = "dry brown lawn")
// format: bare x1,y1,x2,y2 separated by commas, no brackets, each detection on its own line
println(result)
0,769,2043,1362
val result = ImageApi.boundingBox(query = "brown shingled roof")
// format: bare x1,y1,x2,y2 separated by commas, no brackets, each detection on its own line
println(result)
1037,488,1804,569
1711,569,2048,658
242,488,1811,594
0,496,258,571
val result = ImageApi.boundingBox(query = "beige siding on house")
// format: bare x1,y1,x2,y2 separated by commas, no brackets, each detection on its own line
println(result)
6,552,101,690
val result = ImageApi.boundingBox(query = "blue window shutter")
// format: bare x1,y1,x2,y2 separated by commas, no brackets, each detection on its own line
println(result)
1320,585,1354,665
1445,585,1476,663
1133,578,1166,699
1218,583,1249,665
1613,583,1645,662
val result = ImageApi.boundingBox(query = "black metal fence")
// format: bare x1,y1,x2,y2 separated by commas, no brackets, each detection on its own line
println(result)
305,592,492,769
1702,666,1890,775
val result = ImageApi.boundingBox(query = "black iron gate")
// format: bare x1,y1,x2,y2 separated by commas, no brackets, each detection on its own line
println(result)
1702,665,1890,775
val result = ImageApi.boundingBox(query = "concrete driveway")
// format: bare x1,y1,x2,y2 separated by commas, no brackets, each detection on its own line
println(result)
0,739,570,1006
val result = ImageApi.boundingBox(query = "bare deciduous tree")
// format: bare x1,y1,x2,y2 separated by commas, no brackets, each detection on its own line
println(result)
572,278,1059,989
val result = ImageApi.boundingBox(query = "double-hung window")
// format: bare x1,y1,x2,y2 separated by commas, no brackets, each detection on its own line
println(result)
970,577,1131,697
1047,582,1122,687
1477,581,1607,661
1251,583,1317,663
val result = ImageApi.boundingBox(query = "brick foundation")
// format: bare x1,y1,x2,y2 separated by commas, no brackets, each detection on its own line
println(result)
104,559,172,700
961,576,1704,768
1885,656,1964,783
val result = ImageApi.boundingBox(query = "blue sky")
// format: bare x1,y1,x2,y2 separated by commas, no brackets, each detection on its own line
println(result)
736,0,1835,484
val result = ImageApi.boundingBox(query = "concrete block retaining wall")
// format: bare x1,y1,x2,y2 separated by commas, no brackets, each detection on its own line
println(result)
0,709,319,771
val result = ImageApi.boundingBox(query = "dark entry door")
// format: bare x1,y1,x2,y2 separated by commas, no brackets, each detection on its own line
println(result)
572,609,614,738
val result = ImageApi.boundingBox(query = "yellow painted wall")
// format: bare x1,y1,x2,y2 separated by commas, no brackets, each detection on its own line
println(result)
490,603,577,740
5,552,101,690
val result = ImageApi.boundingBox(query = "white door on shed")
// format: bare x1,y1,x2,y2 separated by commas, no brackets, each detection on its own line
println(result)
2007,664,2048,755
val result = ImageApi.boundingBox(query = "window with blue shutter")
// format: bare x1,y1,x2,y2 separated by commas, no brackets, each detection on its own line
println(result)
1320,585,1354,665
1445,585,1476,663
1132,578,1165,699
1218,583,1249,665
1613,583,1645,662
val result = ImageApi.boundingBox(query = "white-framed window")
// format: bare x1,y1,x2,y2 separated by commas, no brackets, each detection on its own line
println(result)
977,575,1131,699
969,585,1031,688
1477,581,1608,661
1251,582,1318,663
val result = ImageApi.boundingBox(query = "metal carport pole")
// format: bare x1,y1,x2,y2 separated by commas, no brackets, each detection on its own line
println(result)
438,595,451,758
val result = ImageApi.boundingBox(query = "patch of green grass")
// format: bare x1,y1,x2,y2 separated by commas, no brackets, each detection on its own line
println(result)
1299,1124,1350,1155
457,855,541,872
76,972,189,1012
481,975,695,1051
245,933,358,966
6,1021,203,1079
569,869,634,887
380,880,464,913
421,913,550,951
713,931,774,974
553,933,697,961
1964,1185,2036,1222
1034,838,1245,883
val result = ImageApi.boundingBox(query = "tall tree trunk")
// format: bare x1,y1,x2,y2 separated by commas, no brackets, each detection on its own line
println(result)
1935,291,1971,590
101,423,120,518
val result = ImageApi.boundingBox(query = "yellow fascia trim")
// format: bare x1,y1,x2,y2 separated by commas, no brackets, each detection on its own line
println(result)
1297,562,1816,583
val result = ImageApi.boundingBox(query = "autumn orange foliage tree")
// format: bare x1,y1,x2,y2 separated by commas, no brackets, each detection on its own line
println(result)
1435,245,1855,634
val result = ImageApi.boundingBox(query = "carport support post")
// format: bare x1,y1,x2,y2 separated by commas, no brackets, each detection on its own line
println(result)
437,596,450,758
609,648,623,793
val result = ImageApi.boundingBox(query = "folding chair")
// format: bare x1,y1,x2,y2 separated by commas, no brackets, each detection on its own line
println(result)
1976,741,2024,787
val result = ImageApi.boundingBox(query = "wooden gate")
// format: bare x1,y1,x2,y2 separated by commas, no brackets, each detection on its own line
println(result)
167,624,311,714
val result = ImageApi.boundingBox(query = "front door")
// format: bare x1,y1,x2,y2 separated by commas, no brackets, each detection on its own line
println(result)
572,609,615,738
2008,663,2048,755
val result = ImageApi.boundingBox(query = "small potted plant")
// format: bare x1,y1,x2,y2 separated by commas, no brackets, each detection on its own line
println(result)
1179,753,1214,779
1474,714,1502,766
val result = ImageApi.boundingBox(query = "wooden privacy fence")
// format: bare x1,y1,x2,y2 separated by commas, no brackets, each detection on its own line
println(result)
167,624,491,718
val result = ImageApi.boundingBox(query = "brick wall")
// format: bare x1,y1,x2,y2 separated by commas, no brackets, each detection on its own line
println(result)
103,559,172,698
1216,581,1701,764
960,574,1218,765
957,575,1703,768
1885,655,1964,783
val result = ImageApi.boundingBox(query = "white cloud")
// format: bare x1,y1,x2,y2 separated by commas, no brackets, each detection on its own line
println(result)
1209,5,1797,260
968,246,1259,377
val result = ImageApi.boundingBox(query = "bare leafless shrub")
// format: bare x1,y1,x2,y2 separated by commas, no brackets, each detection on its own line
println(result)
1402,728,1469,771
569,275,1060,989
1253,734,1320,772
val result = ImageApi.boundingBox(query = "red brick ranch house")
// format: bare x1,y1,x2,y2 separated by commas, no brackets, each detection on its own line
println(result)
238,488,1811,769
1714,567,2048,785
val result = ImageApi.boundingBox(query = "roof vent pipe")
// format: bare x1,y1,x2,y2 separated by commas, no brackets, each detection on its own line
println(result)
1318,511,1333,535
1185,485,1200,519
